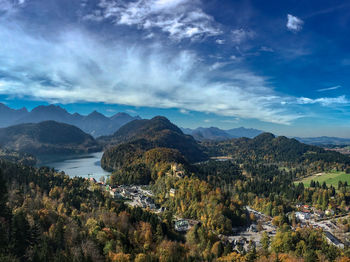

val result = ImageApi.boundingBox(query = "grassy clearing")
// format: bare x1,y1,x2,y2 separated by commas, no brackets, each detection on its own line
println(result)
295,171,350,187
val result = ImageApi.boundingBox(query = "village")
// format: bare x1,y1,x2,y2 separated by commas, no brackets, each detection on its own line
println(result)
86,169,349,253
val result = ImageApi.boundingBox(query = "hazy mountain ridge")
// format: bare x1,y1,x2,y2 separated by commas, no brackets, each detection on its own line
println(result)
182,126,263,141
0,121,101,156
0,103,141,137
295,136,350,146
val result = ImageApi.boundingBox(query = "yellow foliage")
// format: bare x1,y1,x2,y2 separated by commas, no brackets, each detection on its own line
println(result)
217,252,246,262
108,252,131,262
134,254,148,262
337,258,350,262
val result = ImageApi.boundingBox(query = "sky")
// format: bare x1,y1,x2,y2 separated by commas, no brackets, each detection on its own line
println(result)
1,0,350,137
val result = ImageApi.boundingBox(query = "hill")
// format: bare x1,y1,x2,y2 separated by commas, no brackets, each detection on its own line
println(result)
0,121,100,156
0,147,36,165
0,103,140,137
182,126,263,141
100,116,207,176
202,132,350,164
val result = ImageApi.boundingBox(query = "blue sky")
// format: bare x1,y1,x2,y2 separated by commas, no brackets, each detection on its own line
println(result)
1,0,350,137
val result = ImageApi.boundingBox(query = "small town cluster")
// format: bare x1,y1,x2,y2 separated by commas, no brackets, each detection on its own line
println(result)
87,175,347,253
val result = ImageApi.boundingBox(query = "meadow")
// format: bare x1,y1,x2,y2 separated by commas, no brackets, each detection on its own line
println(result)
296,170,350,187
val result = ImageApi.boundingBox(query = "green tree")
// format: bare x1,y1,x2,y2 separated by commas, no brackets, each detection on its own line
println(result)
10,211,31,259
261,231,270,252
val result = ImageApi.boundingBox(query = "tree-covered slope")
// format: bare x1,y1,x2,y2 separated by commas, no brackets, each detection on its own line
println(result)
203,132,350,164
101,116,207,169
0,121,100,156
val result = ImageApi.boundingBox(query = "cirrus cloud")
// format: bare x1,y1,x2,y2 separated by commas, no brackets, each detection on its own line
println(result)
83,0,222,41
0,22,302,125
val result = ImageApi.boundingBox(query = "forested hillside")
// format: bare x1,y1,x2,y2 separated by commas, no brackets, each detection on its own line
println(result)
202,132,350,164
0,121,101,156
101,117,207,184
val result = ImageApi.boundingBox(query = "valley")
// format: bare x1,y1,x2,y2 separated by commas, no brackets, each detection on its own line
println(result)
1,110,350,261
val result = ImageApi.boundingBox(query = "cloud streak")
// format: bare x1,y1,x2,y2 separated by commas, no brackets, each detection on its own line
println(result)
0,21,301,125
84,0,221,41
297,95,349,106
317,85,341,92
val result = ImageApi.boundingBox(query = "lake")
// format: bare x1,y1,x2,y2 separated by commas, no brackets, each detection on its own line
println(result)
39,152,111,180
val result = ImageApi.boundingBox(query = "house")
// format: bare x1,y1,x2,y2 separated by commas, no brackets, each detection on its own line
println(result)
325,209,335,216
295,212,311,221
109,188,121,199
169,188,176,197
314,210,324,219
175,219,190,232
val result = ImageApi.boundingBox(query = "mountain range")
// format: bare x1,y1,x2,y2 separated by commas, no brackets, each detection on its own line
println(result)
181,126,263,141
0,103,141,137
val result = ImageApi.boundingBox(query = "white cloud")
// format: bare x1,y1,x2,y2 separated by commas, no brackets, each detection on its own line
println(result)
0,0,25,13
84,0,221,41
231,29,255,44
179,108,189,114
287,14,304,32
317,85,341,92
0,22,304,125
209,61,233,71
297,96,349,106
215,39,225,44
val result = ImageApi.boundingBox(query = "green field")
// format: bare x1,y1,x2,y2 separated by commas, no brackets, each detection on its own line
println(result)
295,171,350,187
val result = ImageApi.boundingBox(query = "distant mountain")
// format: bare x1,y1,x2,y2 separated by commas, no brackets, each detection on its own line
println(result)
182,126,263,141
101,116,207,171
202,132,350,164
295,136,350,146
0,103,28,127
0,121,100,156
226,127,263,138
0,103,140,137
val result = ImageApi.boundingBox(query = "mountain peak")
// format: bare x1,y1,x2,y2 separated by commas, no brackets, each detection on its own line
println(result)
87,110,108,119
254,132,275,141
31,104,67,113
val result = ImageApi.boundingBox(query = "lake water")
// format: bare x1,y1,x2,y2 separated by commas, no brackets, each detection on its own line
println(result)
40,152,110,180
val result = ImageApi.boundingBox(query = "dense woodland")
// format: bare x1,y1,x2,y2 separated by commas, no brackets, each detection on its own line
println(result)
2,117,350,261
2,157,350,262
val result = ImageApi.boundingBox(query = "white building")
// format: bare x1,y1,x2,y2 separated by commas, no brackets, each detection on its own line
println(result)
295,212,311,221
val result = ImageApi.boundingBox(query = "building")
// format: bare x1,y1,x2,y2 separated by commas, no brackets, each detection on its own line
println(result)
175,219,190,232
109,188,121,199
295,212,311,221
325,209,335,216
171,163,185,178
169,188,176,197
325,231,344,249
